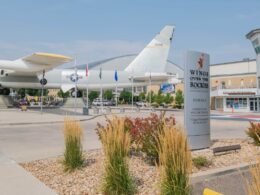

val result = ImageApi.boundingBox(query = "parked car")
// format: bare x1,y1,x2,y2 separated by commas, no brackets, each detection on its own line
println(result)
135,101,147,107
92,98,111,106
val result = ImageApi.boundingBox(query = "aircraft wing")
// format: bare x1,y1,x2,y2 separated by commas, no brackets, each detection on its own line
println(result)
0,52,73,76
22,52,72,68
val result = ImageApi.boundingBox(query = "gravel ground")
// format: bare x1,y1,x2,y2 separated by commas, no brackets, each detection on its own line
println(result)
21,139,260,195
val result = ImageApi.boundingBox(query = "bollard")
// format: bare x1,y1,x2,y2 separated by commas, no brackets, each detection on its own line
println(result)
83,107,89,115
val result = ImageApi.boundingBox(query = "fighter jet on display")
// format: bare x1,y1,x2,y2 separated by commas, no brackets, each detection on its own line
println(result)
0,25,175,95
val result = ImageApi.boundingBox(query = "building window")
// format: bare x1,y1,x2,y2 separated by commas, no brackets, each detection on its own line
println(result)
226,98,247,109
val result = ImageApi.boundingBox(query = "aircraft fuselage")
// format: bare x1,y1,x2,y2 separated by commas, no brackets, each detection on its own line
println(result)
0,69,157,91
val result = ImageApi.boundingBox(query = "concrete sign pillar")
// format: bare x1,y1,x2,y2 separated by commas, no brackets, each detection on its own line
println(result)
246,29,260,89
184,51,210,150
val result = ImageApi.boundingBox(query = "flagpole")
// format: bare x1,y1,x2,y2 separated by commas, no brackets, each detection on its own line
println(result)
115,69,118,107
149,71,152,111
100,66,103,113
86,78,89,109
116,81,118,107
86,64,89,109
131,69,134,110
74,57,77,115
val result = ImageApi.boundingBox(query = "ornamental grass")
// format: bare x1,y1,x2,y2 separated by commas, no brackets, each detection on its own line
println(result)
245,136,260,195
100,116,136,195
246,122,260,146
157,125,191,195
63,118,84,171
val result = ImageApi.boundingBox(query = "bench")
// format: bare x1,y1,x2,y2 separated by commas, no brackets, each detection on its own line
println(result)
212,144,241,155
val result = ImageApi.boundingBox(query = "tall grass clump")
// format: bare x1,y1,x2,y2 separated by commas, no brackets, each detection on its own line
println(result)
100,116,136,195
245,135,260,195
246,155,260,195
63,118,84,171
158,125,191,195
246,122,260,146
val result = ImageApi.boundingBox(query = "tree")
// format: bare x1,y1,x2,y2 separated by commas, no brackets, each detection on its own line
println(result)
17,89,26,98
88,91,99,102
25,89,38,96
120,91,132,104
155,93,164,105
104,90,113,100
164,93,174,104
139,92,146,101
57,89,70,98
175,90,184,107
17,88,49,97
146,91,156,103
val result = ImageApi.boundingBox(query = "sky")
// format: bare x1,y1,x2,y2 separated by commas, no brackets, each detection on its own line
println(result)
0,0,259,68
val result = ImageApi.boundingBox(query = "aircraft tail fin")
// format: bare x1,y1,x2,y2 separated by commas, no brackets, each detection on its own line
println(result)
125,25,174,73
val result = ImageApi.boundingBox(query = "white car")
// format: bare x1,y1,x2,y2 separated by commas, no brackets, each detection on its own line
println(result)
135,101,147,107
92,98,109,106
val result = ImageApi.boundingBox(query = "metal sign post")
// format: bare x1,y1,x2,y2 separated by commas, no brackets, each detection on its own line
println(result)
40,69,46,114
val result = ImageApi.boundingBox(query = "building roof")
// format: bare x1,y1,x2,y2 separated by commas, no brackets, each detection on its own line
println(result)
210,58,256,66
246,28,260,39
71,54,184,79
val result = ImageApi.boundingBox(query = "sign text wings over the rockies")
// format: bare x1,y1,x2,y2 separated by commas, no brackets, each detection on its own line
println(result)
184,51,210,150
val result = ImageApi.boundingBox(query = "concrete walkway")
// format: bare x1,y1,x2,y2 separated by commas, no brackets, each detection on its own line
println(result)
0,108,97,125
0,152,56,195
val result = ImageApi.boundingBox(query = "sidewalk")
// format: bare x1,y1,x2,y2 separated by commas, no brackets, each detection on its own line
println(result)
0,108,98,125
0,107,154,125
0,152,56,195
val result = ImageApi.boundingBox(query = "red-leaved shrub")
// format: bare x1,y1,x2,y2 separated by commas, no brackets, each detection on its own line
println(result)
96,112,175,163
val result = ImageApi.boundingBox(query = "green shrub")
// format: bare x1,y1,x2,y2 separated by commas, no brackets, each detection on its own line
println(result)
246,122,260,146
192,156,211,168
175,90,184,107
104,90,113,100
158,125,191,195
100,117,136,195
63,118,84,171
151,102,159,108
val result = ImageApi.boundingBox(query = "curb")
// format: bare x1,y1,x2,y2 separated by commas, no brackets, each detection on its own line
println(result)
191,162,257,184
0,109,162,126
0,114,102,126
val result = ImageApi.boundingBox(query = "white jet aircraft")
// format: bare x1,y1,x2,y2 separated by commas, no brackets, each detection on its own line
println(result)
0,25,175,95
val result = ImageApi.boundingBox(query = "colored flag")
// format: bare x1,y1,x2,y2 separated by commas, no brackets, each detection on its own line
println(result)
99,67,102,79
86,64,89,77
114,70,118,81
